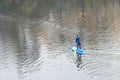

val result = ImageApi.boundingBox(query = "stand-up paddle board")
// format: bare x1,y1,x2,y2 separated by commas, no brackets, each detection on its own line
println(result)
72,47,85,55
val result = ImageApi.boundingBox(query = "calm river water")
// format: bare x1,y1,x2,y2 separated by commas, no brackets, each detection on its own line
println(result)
0,0,120,80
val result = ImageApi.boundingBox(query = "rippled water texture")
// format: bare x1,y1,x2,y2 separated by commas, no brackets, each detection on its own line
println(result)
0,0,120,80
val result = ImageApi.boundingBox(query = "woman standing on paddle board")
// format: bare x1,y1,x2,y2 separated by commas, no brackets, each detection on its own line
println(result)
76,35,81,49
75,35,82,68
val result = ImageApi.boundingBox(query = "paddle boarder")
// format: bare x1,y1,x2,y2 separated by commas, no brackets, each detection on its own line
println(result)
76,35,81,49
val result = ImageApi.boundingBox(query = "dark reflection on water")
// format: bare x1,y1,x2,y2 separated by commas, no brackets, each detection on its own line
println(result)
0,0,120,80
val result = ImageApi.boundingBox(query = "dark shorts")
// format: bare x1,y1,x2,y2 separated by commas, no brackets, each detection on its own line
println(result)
77,42,80,45
77,42,81,49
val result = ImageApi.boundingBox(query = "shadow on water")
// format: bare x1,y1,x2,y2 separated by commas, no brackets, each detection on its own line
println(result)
76,55,82,69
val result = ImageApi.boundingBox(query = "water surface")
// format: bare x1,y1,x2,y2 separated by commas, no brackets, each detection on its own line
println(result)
0,0,120,80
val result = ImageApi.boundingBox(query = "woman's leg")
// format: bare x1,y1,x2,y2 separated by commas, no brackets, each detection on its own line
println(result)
78,42,81,49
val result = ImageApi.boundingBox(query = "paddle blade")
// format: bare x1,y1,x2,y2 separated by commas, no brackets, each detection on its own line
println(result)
73,51,77,57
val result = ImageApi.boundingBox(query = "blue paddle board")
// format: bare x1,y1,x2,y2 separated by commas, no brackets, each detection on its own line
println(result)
72,47,85,55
